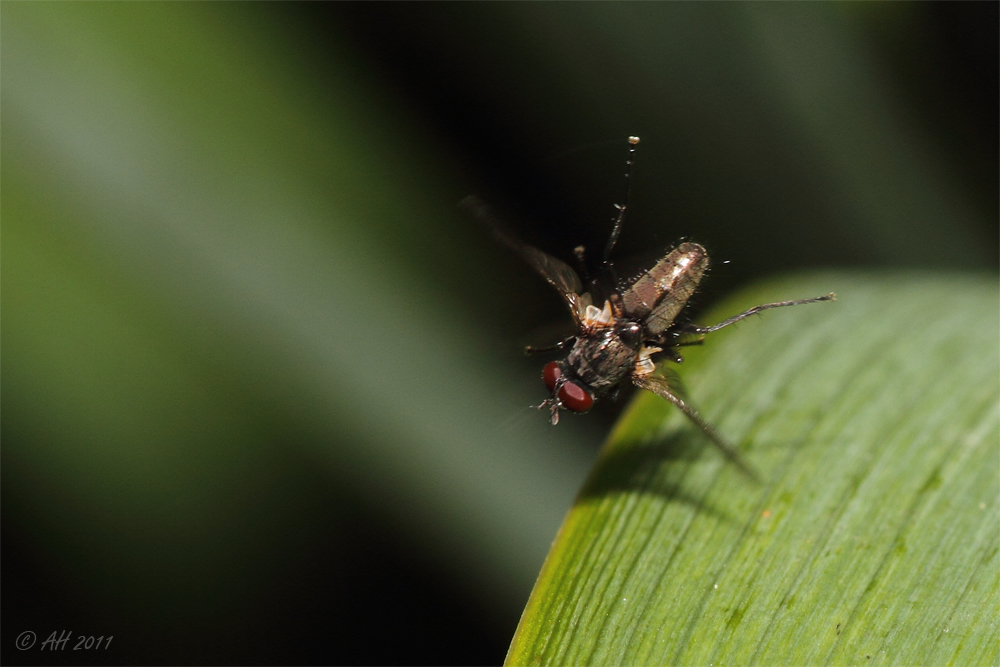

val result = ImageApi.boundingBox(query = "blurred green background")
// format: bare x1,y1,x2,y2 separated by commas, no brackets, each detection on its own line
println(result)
2,3,996,665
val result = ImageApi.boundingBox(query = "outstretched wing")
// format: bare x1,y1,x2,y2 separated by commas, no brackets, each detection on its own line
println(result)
620,242,708,337
461,196,590,324
633,371,758,481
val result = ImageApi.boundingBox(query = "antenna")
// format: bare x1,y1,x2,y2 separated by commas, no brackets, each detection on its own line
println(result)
603,136,640,262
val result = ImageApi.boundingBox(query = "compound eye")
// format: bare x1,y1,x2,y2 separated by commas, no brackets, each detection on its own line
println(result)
542,361,562,392
558,381,594,413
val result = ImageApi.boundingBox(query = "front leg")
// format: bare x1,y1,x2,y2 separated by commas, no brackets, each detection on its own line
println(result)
525,336,577,355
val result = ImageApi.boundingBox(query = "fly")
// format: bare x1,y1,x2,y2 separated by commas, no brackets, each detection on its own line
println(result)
461,137,834,473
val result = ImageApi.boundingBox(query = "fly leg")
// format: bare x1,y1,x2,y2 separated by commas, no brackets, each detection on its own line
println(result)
525,336,577,355
679,293,836,335
602,136,641,262
673,337,705,347
646,334,704,365
633,373,760,481
597,137,641,291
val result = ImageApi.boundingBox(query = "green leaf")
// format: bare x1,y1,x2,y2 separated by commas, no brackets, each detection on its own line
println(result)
507,273,999,666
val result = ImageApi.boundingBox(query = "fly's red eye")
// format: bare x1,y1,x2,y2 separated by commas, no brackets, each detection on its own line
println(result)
558,381,594,413
542,361,561,392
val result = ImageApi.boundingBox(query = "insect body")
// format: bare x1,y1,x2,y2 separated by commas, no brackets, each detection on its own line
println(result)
540,241,709,419
462,138,834,471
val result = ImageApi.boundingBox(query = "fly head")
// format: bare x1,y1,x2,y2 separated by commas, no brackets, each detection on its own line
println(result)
540,317,645,424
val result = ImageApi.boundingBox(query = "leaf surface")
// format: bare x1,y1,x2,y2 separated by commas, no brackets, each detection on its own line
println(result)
507,273,999,667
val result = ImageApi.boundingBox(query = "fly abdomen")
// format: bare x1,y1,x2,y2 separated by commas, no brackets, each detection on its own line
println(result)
622,242,708,337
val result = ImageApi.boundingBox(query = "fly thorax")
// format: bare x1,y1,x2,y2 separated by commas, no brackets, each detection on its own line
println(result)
565,324,642,392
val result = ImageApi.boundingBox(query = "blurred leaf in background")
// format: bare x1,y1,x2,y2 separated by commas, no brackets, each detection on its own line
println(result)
2,2,996,665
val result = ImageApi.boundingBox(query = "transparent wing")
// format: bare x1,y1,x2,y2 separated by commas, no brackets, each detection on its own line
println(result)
651,365,689,400
461,196,588,323
633,371,758,480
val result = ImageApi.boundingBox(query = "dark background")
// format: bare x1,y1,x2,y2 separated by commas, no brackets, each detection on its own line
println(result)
3,3,996,665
